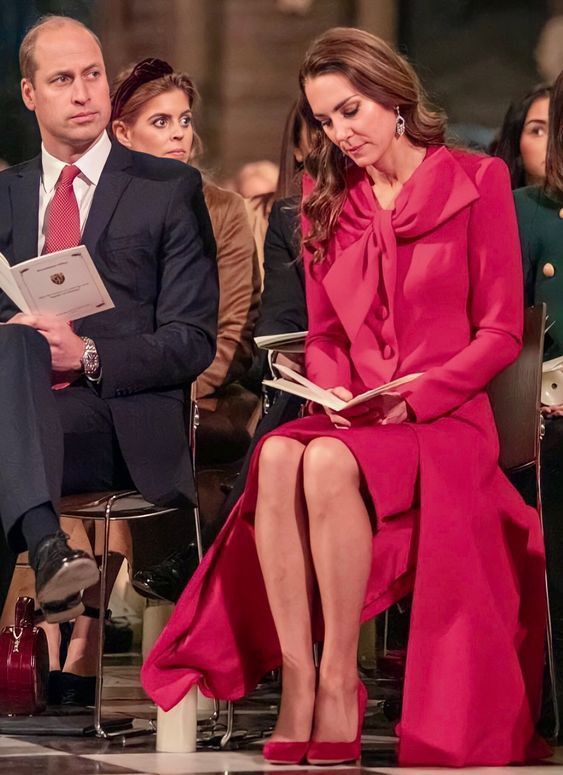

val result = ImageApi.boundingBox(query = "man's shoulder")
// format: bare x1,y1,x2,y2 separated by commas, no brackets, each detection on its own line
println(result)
0,157,40,188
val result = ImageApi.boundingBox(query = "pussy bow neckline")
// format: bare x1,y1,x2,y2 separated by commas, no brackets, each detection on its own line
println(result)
321,145,480,343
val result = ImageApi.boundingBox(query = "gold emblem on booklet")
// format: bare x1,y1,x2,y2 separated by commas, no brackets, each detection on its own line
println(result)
50,273,65,285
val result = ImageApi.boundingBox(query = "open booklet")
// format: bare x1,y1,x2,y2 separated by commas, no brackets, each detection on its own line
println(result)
0,245,114,322
254,330,307,353
263,362,422,412
542,354,563,406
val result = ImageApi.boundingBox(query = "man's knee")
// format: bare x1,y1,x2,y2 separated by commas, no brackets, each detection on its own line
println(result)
0,323,50,362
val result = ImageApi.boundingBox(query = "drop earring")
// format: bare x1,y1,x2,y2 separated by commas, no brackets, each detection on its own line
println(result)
395,106,405,137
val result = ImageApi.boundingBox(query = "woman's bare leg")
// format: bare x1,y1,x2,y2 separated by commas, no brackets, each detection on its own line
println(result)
255,436,316,742
303,437,372,742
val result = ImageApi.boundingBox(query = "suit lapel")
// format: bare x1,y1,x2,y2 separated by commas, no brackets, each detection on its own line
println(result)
81,143,133,256
10,157,41,262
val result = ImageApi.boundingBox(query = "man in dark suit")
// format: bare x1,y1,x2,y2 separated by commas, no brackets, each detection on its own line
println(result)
0,15,218,623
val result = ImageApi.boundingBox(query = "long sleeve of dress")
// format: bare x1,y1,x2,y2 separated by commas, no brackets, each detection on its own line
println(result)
403,158,523,423
301,175,351,390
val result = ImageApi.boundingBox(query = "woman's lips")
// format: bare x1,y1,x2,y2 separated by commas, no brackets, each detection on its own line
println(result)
346,143,366,155
166,149,187,158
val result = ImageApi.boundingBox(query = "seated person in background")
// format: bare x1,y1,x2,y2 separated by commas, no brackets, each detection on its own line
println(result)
0,16,218,703
241,102,310,278
493,83,551,189
514,67,563,732
109,59,260,596
134,101,315,602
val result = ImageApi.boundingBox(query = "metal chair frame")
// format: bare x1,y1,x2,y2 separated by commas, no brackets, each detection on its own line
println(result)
60,384,204,741
487,303,559,741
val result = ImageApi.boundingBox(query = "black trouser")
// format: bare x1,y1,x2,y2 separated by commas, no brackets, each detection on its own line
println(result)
0,324,131,574
511,415,563,713
541,416,563,689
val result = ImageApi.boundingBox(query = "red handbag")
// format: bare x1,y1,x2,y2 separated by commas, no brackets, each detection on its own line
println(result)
0,596,49,715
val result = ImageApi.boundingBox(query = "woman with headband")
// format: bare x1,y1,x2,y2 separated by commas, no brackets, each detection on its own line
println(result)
143,31,549,767
111,58,259,413
110,59,260,599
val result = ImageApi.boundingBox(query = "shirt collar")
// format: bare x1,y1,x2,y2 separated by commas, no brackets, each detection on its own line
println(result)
41,131,112,194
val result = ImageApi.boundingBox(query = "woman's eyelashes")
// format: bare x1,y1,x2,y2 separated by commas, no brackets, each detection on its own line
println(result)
151,114,192,129
319,104,360,128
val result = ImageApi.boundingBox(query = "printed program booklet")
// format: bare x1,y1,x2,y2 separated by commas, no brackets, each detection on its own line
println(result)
263,362,421,411
254,330,307,353
0,245,114,322
542,355,563,406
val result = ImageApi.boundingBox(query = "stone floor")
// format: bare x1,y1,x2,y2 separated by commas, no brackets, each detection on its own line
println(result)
0,656,561,775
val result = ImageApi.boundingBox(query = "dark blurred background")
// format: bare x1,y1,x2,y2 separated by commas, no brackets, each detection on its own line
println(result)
0,0,561,177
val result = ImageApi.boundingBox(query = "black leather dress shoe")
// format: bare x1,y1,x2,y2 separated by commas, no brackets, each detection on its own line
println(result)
132,544,200,603
31,531,99,623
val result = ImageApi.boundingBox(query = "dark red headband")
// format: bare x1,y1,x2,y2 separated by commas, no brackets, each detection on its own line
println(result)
110,57,174,122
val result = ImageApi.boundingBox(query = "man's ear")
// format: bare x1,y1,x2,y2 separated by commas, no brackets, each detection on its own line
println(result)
112,120,133,148
21,78,36,111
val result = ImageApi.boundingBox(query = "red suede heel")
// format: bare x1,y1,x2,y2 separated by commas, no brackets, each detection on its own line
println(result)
263,739,309,765
307,681,368,765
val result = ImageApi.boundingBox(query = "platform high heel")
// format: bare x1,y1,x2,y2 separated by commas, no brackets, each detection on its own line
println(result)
307,680,368,765
263,739,309,765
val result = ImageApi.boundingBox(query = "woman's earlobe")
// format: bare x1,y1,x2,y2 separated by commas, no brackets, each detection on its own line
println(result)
112,121,132,147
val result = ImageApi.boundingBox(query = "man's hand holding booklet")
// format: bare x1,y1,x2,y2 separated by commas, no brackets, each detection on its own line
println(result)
0,245,114,321
263,361,421,416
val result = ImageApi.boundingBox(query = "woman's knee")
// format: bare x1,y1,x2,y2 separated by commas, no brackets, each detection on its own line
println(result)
303,438,360,502
258,436,304,486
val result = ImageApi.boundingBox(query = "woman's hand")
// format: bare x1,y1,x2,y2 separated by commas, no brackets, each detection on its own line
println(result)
273,351,305,374
542,403,563,417
324,386,353,428
324,388,409,428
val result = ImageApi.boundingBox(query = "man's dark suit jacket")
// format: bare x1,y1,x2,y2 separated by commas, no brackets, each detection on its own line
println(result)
0,141,218,507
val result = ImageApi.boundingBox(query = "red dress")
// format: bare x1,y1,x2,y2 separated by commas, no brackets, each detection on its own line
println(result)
142,147,548,766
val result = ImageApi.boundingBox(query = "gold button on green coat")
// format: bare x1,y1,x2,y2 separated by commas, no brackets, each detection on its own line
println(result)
515,186,563,360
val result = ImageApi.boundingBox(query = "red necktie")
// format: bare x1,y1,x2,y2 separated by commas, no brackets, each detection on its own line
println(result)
44,165,81,389
43,164,81,254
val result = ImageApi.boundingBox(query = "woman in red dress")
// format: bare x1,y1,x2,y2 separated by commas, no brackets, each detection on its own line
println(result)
142,28,548,767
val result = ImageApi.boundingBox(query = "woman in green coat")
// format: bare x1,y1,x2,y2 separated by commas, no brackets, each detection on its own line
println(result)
514,67,563,735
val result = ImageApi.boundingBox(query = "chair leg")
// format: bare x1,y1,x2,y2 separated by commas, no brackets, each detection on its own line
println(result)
94,497,112,738
220,700,235,748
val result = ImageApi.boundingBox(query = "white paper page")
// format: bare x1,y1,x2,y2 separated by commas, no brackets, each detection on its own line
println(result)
543,355,563,373
255,330,308,352
272,362,339,403
262,377,345,411
12,245,114,322
345,372,422,408
0,252,30,312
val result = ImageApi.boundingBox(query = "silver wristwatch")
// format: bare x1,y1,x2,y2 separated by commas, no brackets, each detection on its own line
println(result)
80,336,101,382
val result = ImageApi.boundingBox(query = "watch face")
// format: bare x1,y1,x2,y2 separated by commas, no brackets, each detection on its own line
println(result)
82,339,100,375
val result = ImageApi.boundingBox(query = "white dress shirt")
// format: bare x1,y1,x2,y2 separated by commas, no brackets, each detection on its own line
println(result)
37,131,112,255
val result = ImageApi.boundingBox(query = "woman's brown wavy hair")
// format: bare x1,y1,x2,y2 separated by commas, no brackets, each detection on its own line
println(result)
298,27,446,262
545,68,563,199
